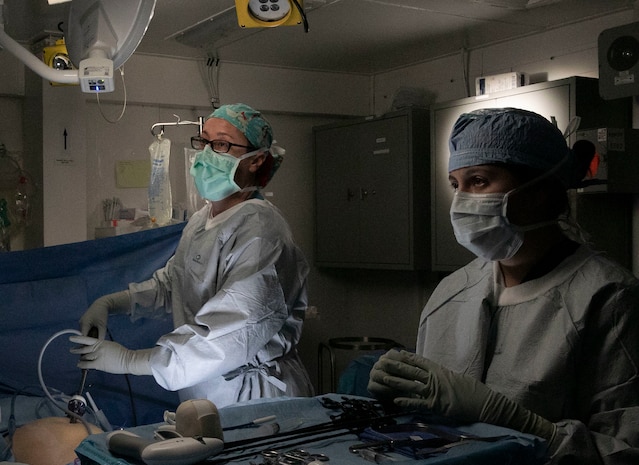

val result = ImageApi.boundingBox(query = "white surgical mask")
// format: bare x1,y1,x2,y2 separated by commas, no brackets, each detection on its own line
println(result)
450,189,556,261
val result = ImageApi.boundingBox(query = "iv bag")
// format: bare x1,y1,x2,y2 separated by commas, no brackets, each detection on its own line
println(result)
148,138,172,226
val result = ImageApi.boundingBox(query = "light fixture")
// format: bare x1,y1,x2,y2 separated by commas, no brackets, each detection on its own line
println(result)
43,38,74,70
167,0,307,51
0,0,155,93
235,0,304,28
42,37,77,86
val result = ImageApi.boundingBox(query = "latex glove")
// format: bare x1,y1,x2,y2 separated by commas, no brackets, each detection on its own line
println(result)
368,350,556,441
69,335,153,376
79,290,131,339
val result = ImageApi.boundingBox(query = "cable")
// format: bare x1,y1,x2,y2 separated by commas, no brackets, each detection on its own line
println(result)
37,328,94,435
96,66,128,123
291,0,309,32
200,56,220,109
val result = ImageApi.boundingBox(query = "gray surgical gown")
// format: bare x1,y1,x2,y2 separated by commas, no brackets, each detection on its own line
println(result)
417,244,639,464
127,199,314,407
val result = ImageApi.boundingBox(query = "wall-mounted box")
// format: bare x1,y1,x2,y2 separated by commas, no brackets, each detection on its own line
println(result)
476,72,529,96
575,127,639,194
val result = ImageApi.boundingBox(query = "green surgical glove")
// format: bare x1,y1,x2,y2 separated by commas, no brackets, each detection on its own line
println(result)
79,290,131,339
368,350,556,441
69,336,153,376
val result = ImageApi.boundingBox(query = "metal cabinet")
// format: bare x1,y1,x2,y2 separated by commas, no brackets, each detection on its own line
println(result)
313,108,430,269
431,76,631,271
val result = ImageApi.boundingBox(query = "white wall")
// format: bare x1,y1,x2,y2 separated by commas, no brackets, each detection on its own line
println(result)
372,10,638,112
39,54,371,245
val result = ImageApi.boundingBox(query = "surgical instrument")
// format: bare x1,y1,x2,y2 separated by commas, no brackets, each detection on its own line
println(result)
69,326,98,424
260,449,329,464
77,326,99,397
208,410,411,464
224,415,277,431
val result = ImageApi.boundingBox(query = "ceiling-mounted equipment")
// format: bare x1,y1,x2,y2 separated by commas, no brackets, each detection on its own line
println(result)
42,38,77,87
167,0,307,51
598,21,639,100
0,0,155,93
66,0,156,92
43,38,74,71
235,0,304,28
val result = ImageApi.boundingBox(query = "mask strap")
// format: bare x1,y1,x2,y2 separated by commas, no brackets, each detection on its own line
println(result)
501,151,571,216
237,148,263,160
501,153,573,232
237,147,270,193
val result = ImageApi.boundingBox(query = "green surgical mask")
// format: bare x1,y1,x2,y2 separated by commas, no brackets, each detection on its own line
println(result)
190,145,259,201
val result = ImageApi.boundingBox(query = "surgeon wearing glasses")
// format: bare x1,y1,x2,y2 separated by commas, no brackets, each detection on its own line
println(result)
70,103,314,407
368,108,639,464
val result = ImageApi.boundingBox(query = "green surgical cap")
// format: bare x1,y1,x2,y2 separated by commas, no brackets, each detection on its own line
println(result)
208,103,273,149
448,108,573,186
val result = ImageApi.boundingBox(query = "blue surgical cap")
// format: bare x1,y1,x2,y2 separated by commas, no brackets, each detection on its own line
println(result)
448,108,573,186
208,103,273,149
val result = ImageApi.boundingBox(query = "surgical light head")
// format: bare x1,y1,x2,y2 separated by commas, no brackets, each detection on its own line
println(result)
0,0,155,93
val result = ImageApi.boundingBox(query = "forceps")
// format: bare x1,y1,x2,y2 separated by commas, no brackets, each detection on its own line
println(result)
260,448,330,464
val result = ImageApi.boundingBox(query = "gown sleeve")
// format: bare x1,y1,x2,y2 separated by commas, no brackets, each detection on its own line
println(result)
549,282,639,464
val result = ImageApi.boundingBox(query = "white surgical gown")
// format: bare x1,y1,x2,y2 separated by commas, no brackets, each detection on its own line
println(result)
128,199,314,407
417,244,639,464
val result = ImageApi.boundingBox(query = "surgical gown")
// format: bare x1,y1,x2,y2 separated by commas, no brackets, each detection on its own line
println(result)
417,244,639,464
127,199,314,407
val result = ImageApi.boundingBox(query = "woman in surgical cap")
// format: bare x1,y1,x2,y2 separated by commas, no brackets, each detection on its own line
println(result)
70,103,314,407
369,108,639,464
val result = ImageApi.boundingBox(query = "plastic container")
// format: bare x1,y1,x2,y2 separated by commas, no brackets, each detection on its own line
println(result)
148,137,172,226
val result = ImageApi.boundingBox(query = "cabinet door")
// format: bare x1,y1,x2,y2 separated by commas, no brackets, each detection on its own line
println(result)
358,115,410,265
315,123,362,264
315,112,419,268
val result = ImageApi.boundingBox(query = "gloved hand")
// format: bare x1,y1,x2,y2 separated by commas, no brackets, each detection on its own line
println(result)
79,290,131,339
368,350,556,441
69,335,153,376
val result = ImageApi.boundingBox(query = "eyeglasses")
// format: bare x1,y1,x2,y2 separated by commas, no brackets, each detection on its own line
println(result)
191,136,255,154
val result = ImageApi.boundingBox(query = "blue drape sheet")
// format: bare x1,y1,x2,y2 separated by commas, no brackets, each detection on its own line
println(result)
0,224,185,428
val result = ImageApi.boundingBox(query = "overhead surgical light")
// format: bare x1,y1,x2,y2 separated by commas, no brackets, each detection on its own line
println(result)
235,0,305,29
0,0,156,93
168,0,307,51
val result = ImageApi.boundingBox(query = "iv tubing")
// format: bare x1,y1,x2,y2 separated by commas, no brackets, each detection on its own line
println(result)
37,328,94,435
